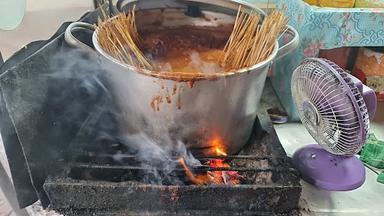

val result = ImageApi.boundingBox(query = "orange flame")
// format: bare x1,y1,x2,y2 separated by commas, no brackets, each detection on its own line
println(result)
215,147,228,156
209,137,228,156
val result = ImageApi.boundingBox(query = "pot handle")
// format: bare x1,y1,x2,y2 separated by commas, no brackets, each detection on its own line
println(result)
275,25,299,61
116,0,128,12
64,22,96,52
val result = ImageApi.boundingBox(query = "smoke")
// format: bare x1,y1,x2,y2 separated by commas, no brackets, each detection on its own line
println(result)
46,48,200,184
121,133,201,184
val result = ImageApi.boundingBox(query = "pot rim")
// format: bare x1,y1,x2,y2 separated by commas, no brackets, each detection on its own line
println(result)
92,7,278,81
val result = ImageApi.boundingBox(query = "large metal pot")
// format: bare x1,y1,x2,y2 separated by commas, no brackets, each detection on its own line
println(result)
65,0,299,154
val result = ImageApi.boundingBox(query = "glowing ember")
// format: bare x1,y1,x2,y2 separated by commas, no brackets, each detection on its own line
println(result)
206,159,243,185
179,137,244,185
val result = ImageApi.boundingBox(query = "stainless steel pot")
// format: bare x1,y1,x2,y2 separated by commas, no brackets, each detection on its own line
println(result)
65,0,299,154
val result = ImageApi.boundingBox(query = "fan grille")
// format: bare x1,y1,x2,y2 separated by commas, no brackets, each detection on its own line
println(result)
292,58,369,155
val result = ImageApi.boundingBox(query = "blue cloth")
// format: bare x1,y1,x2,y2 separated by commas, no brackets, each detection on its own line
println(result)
271,0,384,120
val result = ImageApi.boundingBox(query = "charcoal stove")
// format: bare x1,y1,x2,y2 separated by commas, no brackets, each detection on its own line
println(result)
44,105,301,216
0,5,301,216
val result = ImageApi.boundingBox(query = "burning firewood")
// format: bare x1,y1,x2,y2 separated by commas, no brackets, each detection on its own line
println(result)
178,158,211,185
178,158,244,186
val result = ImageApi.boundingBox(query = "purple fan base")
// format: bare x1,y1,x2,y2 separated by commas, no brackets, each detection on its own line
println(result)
292,144,366,191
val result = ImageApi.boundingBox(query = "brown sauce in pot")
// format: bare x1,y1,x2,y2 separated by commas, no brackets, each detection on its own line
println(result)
140,28,231,74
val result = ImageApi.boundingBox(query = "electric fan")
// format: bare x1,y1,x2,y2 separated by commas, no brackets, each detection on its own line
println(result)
291,58,377,191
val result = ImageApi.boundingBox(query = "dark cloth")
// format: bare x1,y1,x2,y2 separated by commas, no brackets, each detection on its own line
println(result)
0,8,106,208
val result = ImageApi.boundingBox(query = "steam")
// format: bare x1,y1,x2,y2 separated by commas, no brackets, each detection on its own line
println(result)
188,51,223,74
159,62,173,72
156,50,224,74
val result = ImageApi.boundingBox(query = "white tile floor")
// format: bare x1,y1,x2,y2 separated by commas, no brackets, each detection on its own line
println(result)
274,102,384,216
0,1,383,215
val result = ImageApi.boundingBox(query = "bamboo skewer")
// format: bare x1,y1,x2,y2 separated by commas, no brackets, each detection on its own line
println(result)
97,8,153,70
221,7,288,70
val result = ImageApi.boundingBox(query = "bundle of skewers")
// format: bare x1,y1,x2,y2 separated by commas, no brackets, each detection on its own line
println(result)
221,8,288,69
